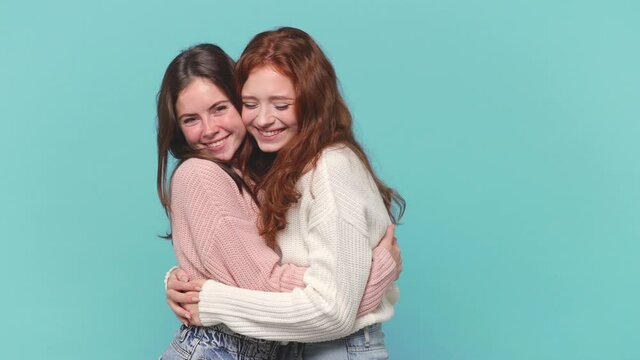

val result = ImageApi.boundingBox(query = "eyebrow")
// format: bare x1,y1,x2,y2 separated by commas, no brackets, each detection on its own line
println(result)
178,100,230,120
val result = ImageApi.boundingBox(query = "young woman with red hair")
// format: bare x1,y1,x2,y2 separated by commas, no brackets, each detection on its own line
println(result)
167,27,405,359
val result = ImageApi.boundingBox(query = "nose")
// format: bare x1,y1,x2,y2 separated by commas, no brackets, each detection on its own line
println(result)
254,106,276,128
201,116,219,139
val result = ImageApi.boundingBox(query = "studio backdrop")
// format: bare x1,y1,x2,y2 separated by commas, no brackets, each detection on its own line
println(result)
1,0,638,359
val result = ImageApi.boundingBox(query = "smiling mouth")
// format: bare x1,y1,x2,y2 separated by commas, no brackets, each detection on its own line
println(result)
258,128,285,137
203,135,229,149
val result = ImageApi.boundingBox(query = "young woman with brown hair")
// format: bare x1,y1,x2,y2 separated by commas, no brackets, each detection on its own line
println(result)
168,27,405,359
156,42,401,359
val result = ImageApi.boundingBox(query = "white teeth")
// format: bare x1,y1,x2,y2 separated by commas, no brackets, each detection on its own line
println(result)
260,129,284,137
206,137,226,148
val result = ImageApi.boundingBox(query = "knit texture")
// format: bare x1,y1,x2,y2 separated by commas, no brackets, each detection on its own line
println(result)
170,157,397,306
197,146,400,342
171,158,305,291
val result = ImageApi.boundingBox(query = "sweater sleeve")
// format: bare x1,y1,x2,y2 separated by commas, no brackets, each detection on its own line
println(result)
357,246,397,316
172,159,306,291
197,151,392,342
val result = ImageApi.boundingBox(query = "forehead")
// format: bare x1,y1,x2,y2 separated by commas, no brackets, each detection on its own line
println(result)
242,67,294,96
176,77,227,114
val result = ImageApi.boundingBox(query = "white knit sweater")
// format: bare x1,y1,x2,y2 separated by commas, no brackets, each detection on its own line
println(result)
198,145,400,342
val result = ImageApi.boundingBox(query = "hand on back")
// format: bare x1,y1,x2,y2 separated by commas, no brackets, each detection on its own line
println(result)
166,267,204,326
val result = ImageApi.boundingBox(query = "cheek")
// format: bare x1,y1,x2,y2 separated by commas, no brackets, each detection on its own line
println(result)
283,110,298,128
241,109,256,125
181,127,200,148
234,122,247,138
220,113,247,139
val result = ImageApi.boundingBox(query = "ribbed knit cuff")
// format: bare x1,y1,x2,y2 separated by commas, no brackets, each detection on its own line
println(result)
198,280,226,327
357,247,397,316
278,264,307,291
164,266,179,291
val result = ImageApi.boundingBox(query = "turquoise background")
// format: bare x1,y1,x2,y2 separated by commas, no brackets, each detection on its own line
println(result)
1,0,638,358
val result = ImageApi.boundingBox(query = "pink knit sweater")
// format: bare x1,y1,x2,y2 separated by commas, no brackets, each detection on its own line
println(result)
170,158,398,316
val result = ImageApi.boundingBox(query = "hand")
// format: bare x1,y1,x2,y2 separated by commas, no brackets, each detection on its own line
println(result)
166,268,201,325
183,302,202,326
377,224,402,280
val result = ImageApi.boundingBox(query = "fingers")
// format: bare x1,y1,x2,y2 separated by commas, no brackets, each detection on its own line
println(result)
167,289,200,304
167,277,202,292
167,268,198,326
378,227,395,249
390,240,401,259
385,224,395,239
192,278,207,289
183,303,202,327
394,257,403,280
167,298,192,321
174,310,190,326
174,268,190,282
175,315,189,327
168,268,179,282
396,246,403,279
389,240,402,279
190,313,202,327
176,315,190,327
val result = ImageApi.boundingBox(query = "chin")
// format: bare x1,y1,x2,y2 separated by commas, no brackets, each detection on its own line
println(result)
257,143,284,153
218,151,235,162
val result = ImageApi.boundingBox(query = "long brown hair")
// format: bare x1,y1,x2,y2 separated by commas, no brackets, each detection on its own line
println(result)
236,27,405,247
156,44,250,223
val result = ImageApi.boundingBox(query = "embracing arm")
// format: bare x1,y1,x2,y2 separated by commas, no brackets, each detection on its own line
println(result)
357,242,399,316
195,151,396,342
172,158,306,292
182,227,399,326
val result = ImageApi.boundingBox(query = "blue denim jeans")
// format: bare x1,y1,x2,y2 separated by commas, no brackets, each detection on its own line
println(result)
160,324,301,360
160,323,387,359
301,323,389,360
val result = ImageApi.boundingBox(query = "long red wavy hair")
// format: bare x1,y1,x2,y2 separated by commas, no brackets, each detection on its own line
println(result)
236,27,405,247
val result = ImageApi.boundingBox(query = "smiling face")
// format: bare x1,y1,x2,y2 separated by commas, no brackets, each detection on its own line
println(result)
241,66,299,153
176,77,246,162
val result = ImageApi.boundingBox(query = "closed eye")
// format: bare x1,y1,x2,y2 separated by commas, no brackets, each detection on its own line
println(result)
181,117,198,126
213,104,228,114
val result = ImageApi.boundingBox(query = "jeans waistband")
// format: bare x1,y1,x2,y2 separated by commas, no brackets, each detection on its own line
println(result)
351,323,382,337
181,322,382,345
188,324,278,345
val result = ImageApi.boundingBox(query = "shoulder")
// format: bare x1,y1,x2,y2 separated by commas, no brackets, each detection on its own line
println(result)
172,158,236,190
317,144,363,172
313,144,370,183
305,144,373,200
